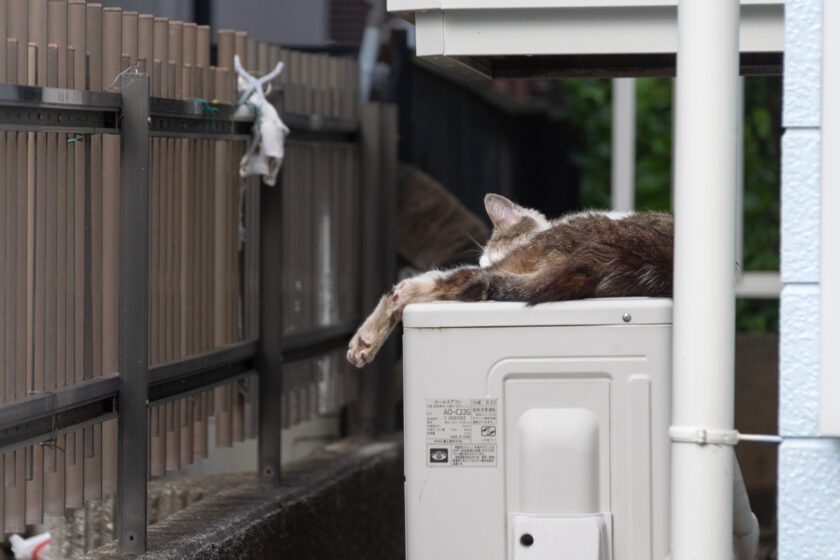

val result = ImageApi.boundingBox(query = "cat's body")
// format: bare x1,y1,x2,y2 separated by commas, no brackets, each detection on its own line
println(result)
347,193,673,368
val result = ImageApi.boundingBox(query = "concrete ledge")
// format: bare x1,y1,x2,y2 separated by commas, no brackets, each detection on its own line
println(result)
82,438,405,559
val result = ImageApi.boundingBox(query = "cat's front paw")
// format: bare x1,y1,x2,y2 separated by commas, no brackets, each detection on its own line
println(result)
347,331,376,368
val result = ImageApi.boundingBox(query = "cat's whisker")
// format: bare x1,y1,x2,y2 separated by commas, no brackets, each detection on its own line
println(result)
466,232,485,252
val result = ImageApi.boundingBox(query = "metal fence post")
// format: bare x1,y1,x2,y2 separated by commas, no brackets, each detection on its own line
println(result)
258,171,283,486
258,91,284,486
117,70,150,552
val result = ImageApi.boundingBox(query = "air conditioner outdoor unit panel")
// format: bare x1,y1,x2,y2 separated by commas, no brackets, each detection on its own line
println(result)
402,299,672,560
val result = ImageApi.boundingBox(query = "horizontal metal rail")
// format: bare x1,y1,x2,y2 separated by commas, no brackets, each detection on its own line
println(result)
284,112,360,143
0,84,360,141
0,375,119,453
149,96,254,139
148,340,259,403
281,319,359,363
0,83,121,134
0,316,357,452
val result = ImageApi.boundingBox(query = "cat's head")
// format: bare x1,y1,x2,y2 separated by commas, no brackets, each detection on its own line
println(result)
479,194,550,268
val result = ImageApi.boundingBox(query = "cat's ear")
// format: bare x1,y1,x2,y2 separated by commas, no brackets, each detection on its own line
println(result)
485,194,522,230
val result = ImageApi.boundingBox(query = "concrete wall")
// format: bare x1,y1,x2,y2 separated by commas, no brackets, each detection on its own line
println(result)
80,439,404,560
212,0,330,45
94,1,332,47
96,0,192,22
779,0,840,557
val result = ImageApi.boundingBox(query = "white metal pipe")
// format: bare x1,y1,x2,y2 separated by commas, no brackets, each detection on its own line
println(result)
671,0,739,558
736,77,745,273
611,78,636,212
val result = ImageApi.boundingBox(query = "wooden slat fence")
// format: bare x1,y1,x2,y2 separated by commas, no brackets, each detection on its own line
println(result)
0,1,382,550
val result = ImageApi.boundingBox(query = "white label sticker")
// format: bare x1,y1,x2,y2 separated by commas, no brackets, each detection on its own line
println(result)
426,398,497,467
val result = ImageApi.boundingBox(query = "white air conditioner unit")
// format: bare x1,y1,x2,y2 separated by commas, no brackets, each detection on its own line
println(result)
402,298,672,560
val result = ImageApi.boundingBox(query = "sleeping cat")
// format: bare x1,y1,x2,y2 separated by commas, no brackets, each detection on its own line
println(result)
346,193,673,368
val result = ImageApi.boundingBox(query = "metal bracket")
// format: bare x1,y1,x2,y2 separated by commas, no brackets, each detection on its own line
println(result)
669,426,783,445
669,425,741,446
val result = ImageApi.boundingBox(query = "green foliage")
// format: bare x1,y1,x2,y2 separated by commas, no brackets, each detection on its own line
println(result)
553,76,781,332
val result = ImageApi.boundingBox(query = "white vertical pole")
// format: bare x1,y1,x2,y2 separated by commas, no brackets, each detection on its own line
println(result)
671,1,739,559
611,78,636,212
736,77,745,273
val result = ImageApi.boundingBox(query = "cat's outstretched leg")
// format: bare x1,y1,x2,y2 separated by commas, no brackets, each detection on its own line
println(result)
347,267,478,367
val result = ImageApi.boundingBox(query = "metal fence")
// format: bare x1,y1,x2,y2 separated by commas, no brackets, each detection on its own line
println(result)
0,0,396,553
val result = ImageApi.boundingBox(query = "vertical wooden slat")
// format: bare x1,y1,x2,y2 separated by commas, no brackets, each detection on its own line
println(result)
194,25,209,352
168,20,190,470
245,37,256,73
196,25,210,98
166,401,179,472
5,450,23,533
8,0,26,85
161,132,170,363
86,0,102,377
138,13,153,77
102,7,120,375
150,405,164,477
169,20,182,98
66,0,85,511
182,23,194,97
288,50,301,114
83,2,104,507
122,11,137,63
55,34,72,508
101,6,121,498
203,134,212,352
153,17,168,97
181,56,194,484
212,55,233,448
49,0,67,387
46,23,65,517
150,128,165,475
180,136,192,357
164,51,178,470
180,395,193,466
278,48,290,106
300,52,312,115
194,391,208,459
45,47,58,391
27,1,47,518
11,47,26,530
257,40,268,75
83,424,101,502
217,29,234,72
42,39,63,515
213,138,226,348
233,382,244,444
29,1,47,85
0,0,6,86
48,1,66,85
269,45,281,93
170,19,183,359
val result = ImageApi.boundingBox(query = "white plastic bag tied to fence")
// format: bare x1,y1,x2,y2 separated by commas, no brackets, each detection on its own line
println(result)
234,54,289,187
